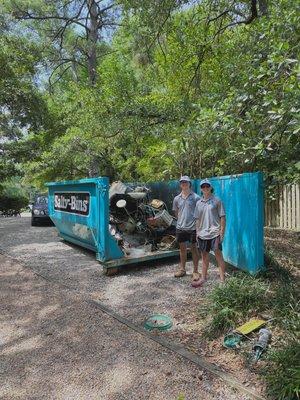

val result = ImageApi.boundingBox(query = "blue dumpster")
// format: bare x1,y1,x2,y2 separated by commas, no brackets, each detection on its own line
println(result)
46,172,264,275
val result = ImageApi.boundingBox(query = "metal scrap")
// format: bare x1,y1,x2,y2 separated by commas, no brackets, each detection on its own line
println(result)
109,181,177,256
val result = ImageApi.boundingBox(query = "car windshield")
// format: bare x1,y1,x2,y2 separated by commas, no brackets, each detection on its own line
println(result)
36,196,48,205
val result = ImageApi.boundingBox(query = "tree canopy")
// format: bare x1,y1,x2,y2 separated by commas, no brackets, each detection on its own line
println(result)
0,0,299,194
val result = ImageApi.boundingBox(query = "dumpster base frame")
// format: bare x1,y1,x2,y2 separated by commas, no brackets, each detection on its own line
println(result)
99,249,180,275
59,232,97,252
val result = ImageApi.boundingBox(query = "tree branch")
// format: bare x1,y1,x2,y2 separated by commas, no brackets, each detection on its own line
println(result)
213,0,258,37
15,10,89,31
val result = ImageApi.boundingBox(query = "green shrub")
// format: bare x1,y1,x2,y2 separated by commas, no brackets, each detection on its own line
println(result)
264,342,300,400
0,193,28,214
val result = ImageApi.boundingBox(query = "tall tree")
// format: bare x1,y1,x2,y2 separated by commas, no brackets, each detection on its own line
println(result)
6,0,120,85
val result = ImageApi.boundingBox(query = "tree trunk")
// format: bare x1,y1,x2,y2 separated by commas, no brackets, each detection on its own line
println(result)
258,0,268,16
87,0,98,85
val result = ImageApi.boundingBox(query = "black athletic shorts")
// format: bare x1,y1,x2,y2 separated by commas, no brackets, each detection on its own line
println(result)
197,236,222,253
176,229,197,244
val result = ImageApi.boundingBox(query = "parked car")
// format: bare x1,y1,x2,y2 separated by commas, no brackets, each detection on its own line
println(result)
31,195,51,226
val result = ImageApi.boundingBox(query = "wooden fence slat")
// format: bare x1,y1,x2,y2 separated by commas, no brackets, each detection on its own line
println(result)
292,184,295,230
288,186,291,229
276,185,280,227
296,185,300,230
265,184,300,231
280,185,284,228
282,186,287,229
287,185,290,228
285,185,290,229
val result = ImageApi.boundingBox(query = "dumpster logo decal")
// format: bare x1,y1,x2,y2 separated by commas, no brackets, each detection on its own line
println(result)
54,192,90,216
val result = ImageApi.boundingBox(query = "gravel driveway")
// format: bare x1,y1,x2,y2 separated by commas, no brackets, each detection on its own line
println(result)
0,217,259,399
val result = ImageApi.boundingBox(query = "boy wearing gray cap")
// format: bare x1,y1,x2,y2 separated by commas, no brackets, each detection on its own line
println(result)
193,179,226,286
172,176,201,281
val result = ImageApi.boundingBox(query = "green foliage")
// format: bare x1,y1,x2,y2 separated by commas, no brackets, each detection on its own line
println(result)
0,179,29,214
1,0,299,190
202,274,270,337
201,250,299,399
0,193,28,214
203,251,300,338
264,342,300,400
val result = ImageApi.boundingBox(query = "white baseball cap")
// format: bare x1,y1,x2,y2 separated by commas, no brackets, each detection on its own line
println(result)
179,175,191,183
200,178,212,187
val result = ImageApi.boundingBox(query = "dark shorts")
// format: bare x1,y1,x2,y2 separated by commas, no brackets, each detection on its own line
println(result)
197,236,222,253
176,229,197,244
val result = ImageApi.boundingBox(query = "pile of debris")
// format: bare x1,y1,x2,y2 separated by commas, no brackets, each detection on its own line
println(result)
109,181,177,257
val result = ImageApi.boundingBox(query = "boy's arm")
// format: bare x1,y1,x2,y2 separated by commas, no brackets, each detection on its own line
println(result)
194,204,200,233
217,199,226,241
172,198,178,218
220,216,226,241
195,217,200,232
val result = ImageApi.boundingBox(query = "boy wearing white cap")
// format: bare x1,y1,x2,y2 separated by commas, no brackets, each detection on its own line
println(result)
193,179,226,286
172,176,201,281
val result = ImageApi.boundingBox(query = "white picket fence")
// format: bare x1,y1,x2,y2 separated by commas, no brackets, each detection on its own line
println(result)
265,184,300,231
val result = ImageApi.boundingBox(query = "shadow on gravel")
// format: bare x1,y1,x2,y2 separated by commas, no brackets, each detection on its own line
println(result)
0,255,230,400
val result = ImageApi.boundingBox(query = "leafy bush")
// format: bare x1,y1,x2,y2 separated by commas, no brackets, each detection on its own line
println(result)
264,342,300,400
0,193,28,215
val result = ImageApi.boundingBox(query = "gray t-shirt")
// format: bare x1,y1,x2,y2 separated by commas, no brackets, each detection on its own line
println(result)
172,191,201,231
194,195,225,240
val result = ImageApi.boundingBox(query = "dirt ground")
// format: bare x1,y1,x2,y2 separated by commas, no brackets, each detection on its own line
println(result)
0,217,282,399
264,227,300,274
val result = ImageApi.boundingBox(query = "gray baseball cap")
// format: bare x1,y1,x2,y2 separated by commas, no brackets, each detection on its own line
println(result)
179,175,191,183
200,178,212,187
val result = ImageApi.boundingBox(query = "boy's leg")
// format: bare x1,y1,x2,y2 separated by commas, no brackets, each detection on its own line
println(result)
191,249,208,287
191,243,200,280
201,251,210,281
214,249,225,282
179,242,187,269
175,242,187,277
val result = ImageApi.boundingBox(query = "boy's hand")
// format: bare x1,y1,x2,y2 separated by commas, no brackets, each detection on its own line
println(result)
220,231,224,242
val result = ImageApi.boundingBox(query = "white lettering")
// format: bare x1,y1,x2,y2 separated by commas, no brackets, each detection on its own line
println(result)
54,195,59,208
71,196,77,210
82,200,88,212
54,193,89,214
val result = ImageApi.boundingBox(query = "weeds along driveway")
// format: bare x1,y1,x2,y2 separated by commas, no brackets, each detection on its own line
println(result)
0,217,259,399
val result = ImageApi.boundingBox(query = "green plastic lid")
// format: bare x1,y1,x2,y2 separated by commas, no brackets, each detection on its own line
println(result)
144,314,173,331
223,333,242,349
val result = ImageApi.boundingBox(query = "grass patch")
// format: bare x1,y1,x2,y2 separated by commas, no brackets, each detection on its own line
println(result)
272,284,300,334
202,273,270,337
264,341,300,400
200,248,300,399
